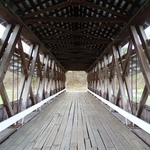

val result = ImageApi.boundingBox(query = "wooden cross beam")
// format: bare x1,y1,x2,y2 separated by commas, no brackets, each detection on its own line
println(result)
24,17,126,23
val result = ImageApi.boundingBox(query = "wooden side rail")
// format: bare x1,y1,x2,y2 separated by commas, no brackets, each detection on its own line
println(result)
0,89,66,132
87,89,150,134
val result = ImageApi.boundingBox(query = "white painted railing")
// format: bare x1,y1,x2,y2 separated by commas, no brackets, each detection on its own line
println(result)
0,89,66,132
87,89,150,134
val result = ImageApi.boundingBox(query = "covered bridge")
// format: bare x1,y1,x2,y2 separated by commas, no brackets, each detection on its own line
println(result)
0,0,150,149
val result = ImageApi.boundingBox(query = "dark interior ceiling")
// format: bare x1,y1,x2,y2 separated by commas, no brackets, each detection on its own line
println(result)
0,0,150,71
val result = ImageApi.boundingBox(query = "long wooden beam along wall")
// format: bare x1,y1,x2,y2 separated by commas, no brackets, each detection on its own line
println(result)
87,25,150,126
0,24,66,123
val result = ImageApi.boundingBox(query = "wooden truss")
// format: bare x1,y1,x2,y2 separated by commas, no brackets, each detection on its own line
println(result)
0,24,66,121
0,0,150,130
87,25,150,122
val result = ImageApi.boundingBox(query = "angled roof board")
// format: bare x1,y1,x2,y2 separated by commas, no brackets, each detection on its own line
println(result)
0,0,150,71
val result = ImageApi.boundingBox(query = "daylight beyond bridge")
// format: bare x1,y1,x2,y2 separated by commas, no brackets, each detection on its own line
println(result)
0,0,150,149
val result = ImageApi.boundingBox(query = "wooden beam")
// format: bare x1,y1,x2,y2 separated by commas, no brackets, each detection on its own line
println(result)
0,24,22,85
47,60,55,96
23,2,70,18
38,55,49,101
37,55,43,80
136,85,149,117
41,38,111,43
56,54,97,59
29,88,36,106
87,1,150,72
20,45,39,111
18,44,34,112
0,24,14,59
0,83,14,117
25,17,126,23
82,1,129,20
136,26,150,64
0,2,66,72
17,38,28,78
122,41,132,79
130,26,150,96
33,23,112,41
0,25,21,117
117,45,133,113
98,62,103,96
112,46,129,111
104,56,111,100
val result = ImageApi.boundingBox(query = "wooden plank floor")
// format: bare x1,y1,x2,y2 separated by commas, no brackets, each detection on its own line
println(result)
0,92,149,150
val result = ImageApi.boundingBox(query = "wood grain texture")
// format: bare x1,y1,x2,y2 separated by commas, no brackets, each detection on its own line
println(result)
0,92,149,150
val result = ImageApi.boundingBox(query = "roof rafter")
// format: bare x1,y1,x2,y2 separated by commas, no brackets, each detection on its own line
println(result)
41,38,111,43
24,17,127,23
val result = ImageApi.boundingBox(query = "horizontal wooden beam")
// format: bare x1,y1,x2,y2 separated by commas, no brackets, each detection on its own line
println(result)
33,22,116,33
41,38,111,43
56,54,97,59
24,17,126,23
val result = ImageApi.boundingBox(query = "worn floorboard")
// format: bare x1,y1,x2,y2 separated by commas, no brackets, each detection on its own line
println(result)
0,92,149,150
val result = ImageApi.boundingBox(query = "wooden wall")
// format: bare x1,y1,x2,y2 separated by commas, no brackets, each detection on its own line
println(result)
87,25,150,123
0,24,66,121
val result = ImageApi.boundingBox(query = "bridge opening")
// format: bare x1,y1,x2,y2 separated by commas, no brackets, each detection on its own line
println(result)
66,71,87,91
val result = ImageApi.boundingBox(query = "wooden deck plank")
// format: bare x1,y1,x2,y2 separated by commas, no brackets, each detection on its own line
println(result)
60,100,75,150
1,98,62,150
53,99,72,148
85,138,92,150
1,93,66,150
71,99,78,147
0,92,149,150
84,107,98,148
19,96,66,150
82,94,115,149
77,98,86,150
86,94,142,150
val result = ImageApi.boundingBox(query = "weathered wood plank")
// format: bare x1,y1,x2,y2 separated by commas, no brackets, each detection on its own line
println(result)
0,92,149,150
71,100,78,147
77,98,86,150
